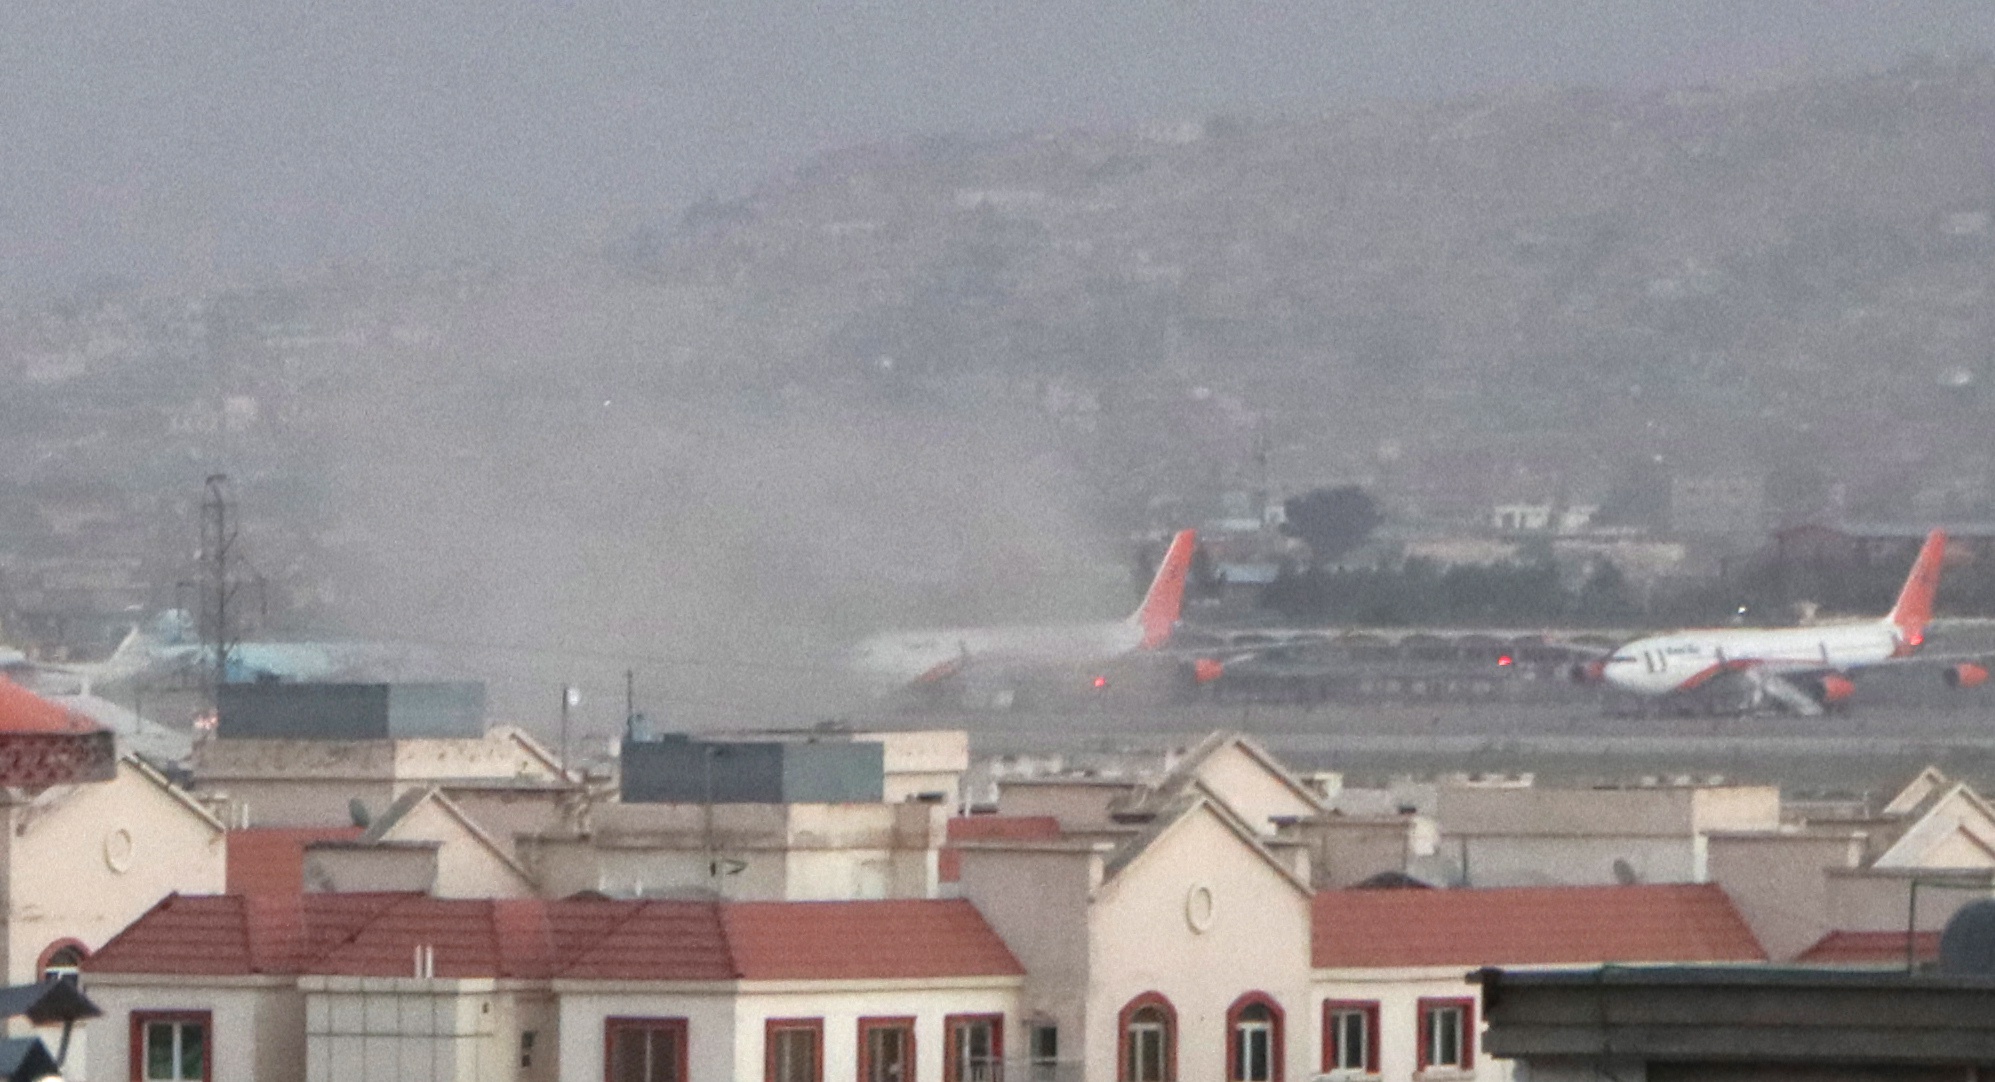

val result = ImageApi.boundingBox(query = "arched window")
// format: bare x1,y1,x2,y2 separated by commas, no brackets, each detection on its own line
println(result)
1227,994,1284,1082
38,940,87,986
1119,993,1177,1082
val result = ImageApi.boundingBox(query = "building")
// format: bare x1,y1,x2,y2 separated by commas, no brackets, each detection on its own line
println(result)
83,893,1023,1082
519,798,947,902
1479,965,1995,1080
72,725,1786,1080
1313,884,1766,1080
1433,780,1782,888
1710,766,1995,962
191,724,575,830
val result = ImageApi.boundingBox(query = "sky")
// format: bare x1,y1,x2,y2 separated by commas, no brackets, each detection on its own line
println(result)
3,1,1993,288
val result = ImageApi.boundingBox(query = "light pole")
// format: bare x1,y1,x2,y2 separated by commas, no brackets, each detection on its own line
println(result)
559,685,581,781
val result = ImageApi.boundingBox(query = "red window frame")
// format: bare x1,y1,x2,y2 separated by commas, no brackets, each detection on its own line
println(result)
604,1016,690,1082
1225,993,1284,1082
130,1010,213,1082
858,1015,918,1082
1116,991,1178,1082
1321,1000,1380,1075
943,1013,1004,1082
766,1017,825,1082
1415,997,1476,1073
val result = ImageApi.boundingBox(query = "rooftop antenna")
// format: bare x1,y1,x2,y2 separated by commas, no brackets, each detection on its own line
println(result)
197,474,242,713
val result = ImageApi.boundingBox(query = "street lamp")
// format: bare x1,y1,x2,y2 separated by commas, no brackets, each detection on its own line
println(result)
559,685,581,781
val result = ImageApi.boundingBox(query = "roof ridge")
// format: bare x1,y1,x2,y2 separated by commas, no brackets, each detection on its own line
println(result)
712,898,748,980
358,787,433,844
555,898,736,979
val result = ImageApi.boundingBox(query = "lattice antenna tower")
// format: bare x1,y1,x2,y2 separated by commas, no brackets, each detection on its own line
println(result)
197,474,246,708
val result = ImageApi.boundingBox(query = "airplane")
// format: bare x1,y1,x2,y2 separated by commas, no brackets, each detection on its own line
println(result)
851,529,1205,701
2,622,166,696
8,611,411,694
1576,528,1981,714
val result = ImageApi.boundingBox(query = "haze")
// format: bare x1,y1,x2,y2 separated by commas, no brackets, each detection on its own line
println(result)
4,1,1993,287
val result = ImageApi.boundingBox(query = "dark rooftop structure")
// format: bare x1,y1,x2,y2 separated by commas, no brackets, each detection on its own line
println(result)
1478,965,1995,1078
216,681,485,740
619,732,885,804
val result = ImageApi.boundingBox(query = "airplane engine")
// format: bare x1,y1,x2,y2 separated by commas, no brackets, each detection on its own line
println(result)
1570,659,1607,684
1946,662,1991,689
1816,673,1857,705
1192,658,1226,684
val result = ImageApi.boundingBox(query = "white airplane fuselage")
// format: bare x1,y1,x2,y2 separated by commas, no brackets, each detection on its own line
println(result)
1602,620,1908,696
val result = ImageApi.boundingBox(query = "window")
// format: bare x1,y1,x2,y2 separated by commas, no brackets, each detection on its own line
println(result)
606,1017,688,1082
132,1011,209,1082
521,1030,537,1070
1226,995,1283,1082
1417,998,1475,1073
766,1018,823,1082
1027,1021,1059,1082
1322,1001,1380,1075
859,1017,916,1082
39,941,86,986
1119,994,1176,1082
946,1014,1003,1082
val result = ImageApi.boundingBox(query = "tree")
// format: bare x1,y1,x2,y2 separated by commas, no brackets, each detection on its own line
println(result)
1281,486,1382,567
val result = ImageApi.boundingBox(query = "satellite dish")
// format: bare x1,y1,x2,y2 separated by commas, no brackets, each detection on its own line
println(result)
1940,899,1995,975
349,798,372,829
1611,858,1640,886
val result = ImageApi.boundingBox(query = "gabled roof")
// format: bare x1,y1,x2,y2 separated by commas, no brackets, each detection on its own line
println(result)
1796,930,1939,966
227,828,365,895
1313,884,1766,969
1100,786,1312,897
1871,781,1995,870
87,894,1022,983
1111,730,1326,819
486,725,572,782
342,785,536,889
1883,766,1952,818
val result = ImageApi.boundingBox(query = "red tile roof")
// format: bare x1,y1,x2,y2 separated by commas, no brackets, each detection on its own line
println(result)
723,900,1024,980
0,677,100,734
1796,930,1940,966
1313,884,1766,969
226,828,364,896
939,815,1063,882
87,894,1021,983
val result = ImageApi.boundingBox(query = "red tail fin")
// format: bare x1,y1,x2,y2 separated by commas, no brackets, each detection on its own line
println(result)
1887,529,1947,645
1132,530,1197,650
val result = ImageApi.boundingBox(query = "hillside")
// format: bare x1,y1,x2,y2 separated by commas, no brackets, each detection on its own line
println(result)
5,56,1995,704
622,55,1995,513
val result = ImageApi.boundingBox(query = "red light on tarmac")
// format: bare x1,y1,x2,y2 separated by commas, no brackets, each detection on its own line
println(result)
1092,676,1109,689
1497,655,1514,667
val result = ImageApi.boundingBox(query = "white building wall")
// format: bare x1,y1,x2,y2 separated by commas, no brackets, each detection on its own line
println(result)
731,983,1018,1082
7,761,225,985
554,988,737,1082
84,978,300,1082
1452,836,1701,888
1190,745,1320,833
1313,968,1517,1082
1085,810,1315,1082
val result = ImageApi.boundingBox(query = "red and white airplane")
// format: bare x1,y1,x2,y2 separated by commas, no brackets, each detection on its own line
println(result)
851,529,1200,698
1584,529,1983,713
